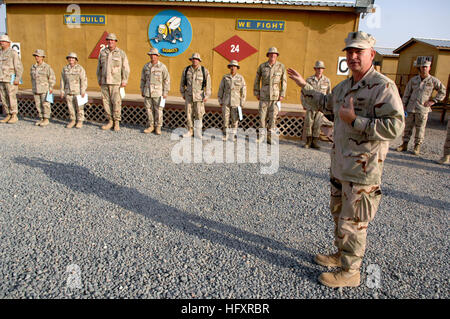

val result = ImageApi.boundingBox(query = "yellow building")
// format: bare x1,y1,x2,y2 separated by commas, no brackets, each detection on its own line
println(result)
3,0,372,104
393,38,450,95
374,47,399,83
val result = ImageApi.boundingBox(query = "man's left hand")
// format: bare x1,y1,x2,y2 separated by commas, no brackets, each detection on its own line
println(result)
339,97,357,125
424,101,435,108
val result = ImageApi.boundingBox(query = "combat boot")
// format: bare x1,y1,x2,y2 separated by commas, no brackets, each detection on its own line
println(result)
315,251,342,267
75,121,83,129
413,144,420,155
7,114,18,124
183,128,193,137
318,270,361,288
0,114,11,123
66,120,76,128
396,142,408,152
155,127,162,135
144,125,154,134
303,136,312,149
113,121,120,132
311,137,321,149
35,118,43,126
437,155,450,164
40,118,49,127
101,120,113,130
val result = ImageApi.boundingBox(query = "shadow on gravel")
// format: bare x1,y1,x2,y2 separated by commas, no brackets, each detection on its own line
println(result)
280,166,450,211
386,152,450,174
14,156,319,283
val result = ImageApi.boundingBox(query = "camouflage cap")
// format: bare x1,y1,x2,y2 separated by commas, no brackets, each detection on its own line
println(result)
227,60,240,69
417,60,431,67
32,49,46,57
314,61,326,69
147,48,160,56
0,34,11,43
189,52,202,62
266,47,280,57
343,31,376,51
66,52,78,60
106,33,118,41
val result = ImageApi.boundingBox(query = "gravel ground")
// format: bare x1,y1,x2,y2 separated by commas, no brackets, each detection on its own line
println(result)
0,112,448,299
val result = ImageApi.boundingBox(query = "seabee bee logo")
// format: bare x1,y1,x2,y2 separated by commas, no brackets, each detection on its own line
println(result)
148,10,192,57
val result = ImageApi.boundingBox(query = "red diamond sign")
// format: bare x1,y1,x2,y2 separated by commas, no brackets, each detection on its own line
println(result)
89,31,108,59
213,35,257,62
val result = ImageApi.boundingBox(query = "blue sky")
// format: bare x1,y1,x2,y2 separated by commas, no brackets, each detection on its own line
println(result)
1,0,449,49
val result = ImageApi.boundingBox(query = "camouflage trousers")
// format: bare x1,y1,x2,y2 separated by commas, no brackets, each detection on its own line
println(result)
144,97,163,128
222,105,239,133
259,100,278,133
330,177,382,273
65,94,85,122
444,119,450,156
403,112,428,146
185,97,205,130
101,85,122,122
304,109,324,137
0,82,18,115
33,93,51,119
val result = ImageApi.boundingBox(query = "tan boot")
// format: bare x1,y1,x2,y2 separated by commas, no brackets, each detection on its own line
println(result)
396,142,408,152
304,136,312,149
35,118,43,126
318,270,361,288
311,137,321,149
113,121,120,132
40,118,49,127
75,121,83,129
143,125,154,134
314,251,341,267
437,155,450,164
183,128,193,137
0,115,11,123
101,120,113,130
155,127,162,135
7,114,18,124
66,120,76,128
413,144,420,155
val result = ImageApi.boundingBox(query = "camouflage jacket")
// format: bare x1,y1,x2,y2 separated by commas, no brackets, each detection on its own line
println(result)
180,65,212,102
301,75,331,110
302,66,405,185
30,62,56,94
253,61,287,101
60,64,87,95
218,73,246,107
140,61,170,98
0,47,23,83
96,47,130,86
402,75,446,114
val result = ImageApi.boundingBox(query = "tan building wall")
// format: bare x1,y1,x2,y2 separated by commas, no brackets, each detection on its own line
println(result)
435,51,450,88
5,2,358,104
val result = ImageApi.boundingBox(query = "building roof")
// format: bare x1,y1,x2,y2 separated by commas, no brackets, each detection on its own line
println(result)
156,0,356,7
374,47,399,58
394,38,450,53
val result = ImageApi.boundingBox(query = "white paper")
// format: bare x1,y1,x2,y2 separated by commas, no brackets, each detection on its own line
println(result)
45,91,54,104
120,87,126,99
76,94,88,106
276,101,281,111
159,97,166,108
238,106,243,121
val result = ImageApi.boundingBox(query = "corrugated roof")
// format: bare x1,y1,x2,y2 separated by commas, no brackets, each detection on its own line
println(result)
375,47,399,57
394,37,450,53
154,0,356,7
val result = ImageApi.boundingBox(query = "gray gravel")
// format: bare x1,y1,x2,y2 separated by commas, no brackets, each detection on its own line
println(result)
0,113,448,299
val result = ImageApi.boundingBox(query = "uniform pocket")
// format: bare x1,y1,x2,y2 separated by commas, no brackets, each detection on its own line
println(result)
355,186,382,223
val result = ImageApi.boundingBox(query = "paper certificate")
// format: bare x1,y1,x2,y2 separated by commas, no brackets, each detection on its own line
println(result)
159,97,166,108
238,106,243,121
46,91,54,104
276,101,281,111
120,87,126,99
76,94,88,106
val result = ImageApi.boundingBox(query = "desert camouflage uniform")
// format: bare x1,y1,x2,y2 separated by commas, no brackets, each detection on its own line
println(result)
301,74,331,137
141,61,170,129
218,73,246,133
401,74,446,146
61,64,87,122
180,65,211,131
254,61,287,133
96,47,130,122
30,62,56,119
444,117,450,157
0,47,23,115
303,66,404,272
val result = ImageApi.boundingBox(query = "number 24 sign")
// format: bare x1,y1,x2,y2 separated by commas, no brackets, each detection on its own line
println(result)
213,35,257,62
